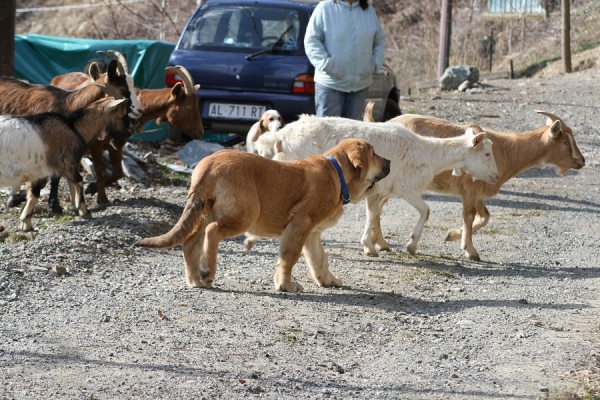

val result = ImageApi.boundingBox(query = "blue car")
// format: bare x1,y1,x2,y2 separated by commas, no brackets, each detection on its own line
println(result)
166,0,401,138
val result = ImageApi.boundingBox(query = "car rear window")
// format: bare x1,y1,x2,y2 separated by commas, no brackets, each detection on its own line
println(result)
179,5,308,55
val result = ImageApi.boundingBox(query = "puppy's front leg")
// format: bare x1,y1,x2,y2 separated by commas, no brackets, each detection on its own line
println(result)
303,232,342,288
182,229,210,288
273,223,308,292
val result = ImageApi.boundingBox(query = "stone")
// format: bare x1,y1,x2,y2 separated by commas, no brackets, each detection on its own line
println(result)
177,140,225,168
439,66,480,91
122,155,146,182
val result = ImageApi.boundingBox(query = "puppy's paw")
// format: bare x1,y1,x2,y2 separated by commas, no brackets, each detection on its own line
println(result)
275,280,304,293
320,275,342,288
243,237,257,251
186,276,212,289
405,242,417,256
445,229,462,242
363,247,379,257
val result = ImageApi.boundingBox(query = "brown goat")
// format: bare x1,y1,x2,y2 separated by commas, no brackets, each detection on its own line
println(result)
1,53,141,213
50,62,101,89
364,109,585,260
0,86,130,231
51,64,203,204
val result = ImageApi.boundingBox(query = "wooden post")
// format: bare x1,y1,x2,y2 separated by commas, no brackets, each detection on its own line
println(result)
437,0,452,79
562,0,572,73
0,0,16,77
488,28,494,73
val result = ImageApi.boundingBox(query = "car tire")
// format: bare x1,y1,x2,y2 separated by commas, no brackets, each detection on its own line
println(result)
383,98,401,121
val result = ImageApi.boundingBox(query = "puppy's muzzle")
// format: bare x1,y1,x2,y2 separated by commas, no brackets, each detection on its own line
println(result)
377,157,391,181
368,157,391,190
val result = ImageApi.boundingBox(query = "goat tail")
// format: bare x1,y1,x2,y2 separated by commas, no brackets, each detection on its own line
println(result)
136,194,206,249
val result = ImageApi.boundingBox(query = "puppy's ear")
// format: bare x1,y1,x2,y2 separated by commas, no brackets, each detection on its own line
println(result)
276,140,283,153
279,116,285,128
348,145,368,182
250,128,261,143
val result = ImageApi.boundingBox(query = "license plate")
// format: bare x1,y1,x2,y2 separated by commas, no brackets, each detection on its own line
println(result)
208,102,266,120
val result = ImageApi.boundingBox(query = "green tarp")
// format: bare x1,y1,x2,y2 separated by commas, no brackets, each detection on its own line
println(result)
14,34,177,141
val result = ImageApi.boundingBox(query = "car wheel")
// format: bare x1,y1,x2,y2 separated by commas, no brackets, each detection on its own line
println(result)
383,98,401,121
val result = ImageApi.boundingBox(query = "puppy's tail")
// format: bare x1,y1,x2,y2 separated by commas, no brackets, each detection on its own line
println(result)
136,194,206,249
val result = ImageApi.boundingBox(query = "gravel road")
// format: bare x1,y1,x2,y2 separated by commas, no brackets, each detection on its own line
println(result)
1,68,599,400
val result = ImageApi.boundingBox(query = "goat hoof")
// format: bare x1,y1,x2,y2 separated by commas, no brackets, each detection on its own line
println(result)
80,212,92,220
49,202,63,215
84,183,98,195
7,191,27,207
97,197,111,205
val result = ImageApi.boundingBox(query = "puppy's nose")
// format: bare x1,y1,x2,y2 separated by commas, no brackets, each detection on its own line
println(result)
383,159,391,176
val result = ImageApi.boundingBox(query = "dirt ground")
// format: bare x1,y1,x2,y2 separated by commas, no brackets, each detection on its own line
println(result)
1,68,600,400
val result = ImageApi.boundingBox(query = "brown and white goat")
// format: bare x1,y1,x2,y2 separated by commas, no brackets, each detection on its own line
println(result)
0,85,129,231
0,52,142,212
364,110,585,260
50,64,203,204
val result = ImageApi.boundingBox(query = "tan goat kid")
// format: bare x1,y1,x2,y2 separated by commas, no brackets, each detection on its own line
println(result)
366,111,585,260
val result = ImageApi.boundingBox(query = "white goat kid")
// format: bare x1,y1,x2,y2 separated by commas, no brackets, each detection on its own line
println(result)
256,115,499,256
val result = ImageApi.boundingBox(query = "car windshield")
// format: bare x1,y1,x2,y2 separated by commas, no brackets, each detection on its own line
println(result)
179,4,305,55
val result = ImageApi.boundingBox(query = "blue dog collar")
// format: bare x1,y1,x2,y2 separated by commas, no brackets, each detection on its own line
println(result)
326,156,351,205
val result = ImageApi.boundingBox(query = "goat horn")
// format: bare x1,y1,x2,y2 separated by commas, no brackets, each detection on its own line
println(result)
535,110,565,128
166,66,197,95
94,83,124,100
108,50,129,74
97,50,128,76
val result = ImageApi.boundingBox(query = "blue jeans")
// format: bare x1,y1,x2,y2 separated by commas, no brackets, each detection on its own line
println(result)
315,83,369,120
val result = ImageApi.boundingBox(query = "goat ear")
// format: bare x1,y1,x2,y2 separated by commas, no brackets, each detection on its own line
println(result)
106,60,119,82
88,63,101,80
171,82,184,98
156,116,165,124
471,132,486,147
548,120,562,140
194,84,200,91
107,98,127,110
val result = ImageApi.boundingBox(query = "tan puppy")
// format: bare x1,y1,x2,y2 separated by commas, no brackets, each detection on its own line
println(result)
137,138,391,292
245,109,284,156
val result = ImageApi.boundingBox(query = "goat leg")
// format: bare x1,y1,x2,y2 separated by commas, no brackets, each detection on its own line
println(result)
19,179,46,231
460,205,480,260
7,185,27,208
88,142,110,205
404,193,430,256
105,142,125,187
48,175,64,215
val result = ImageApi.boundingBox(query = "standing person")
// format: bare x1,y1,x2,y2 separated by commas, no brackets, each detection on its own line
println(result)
304,0,386,120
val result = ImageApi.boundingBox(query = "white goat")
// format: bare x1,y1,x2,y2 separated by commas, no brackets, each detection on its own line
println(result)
0,87,129,231
255,115,499,256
